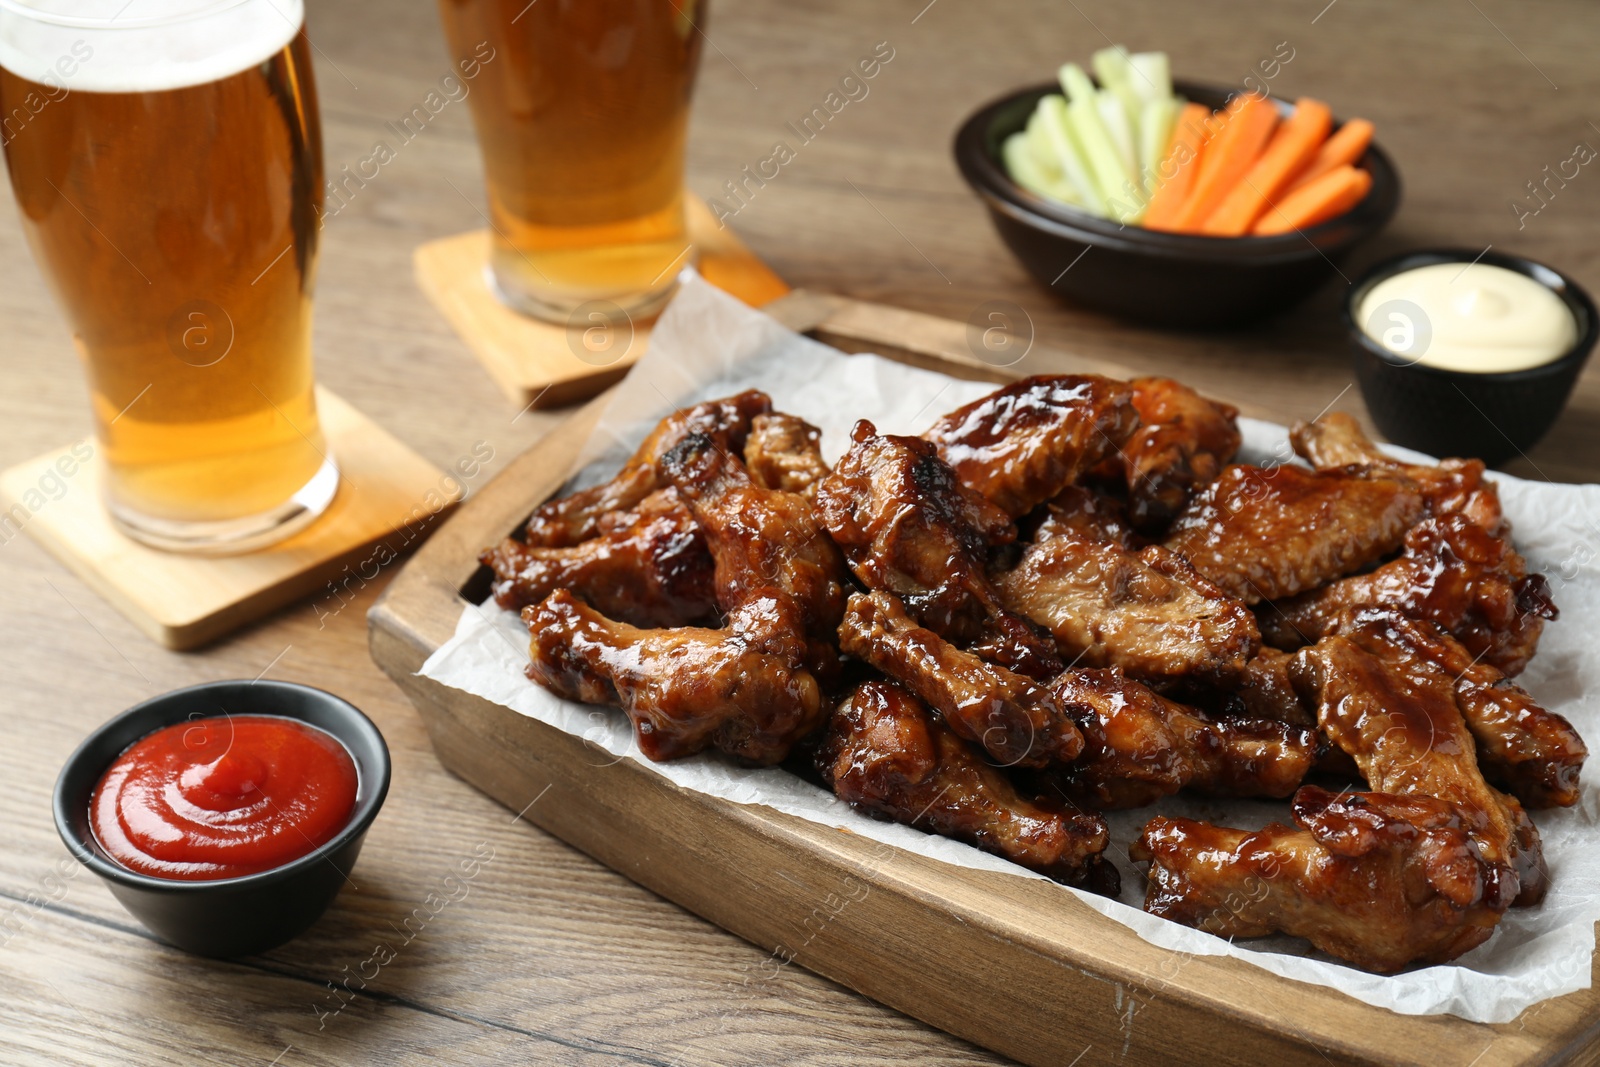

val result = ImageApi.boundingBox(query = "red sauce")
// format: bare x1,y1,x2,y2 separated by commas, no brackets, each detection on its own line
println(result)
90,715,359,881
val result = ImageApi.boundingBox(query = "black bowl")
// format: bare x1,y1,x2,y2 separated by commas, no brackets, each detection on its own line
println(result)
953,80,1401,327
1345,248,1598,467
54,680,390,958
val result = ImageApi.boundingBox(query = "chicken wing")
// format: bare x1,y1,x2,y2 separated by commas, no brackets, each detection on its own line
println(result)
744,412,831,498
525,590,825,765
1162,463,1424,603
1134,786,1513,973
837,590,1084,768
523,389,772,547
816,420,1062,679
923,374,1139,518
995,534,1260,686
1291,609,1548,903
660,431,848,642
1262,514,1557,676
1111,377,1243,534
482,489,717,627
1048,669,1315,809
818,680,1116,892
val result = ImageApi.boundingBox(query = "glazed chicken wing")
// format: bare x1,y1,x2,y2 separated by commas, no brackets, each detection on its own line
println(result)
744,412,831,498
1135,786,1513,974
923,374,1138,518
482,489,717,627
523,390,772,547
1162,463,1424,603
838,590,1084,768
816,421,1062,679
1110,377,1243,534
1262,514,1557,676
1032,485,1136,547
995,535,1260,686
525,590,824,765
818,680,1116,892
660,431,849,642
1048,669,1314,809
1291,609,1548,903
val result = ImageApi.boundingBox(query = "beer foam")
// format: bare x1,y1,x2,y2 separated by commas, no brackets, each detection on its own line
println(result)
0,0,303,93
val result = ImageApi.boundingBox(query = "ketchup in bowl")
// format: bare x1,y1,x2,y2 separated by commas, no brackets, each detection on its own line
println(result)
90,715,359,881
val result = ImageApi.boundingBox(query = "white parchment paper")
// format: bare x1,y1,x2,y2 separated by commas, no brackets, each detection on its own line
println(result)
421,273,1600,1023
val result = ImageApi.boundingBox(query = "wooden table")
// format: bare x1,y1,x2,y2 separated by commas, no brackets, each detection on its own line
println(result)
3,1,1598,1064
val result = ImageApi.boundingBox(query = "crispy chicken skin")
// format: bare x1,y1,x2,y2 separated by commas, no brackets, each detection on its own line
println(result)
1111,377,1243,534
660,431,849,643
1291,610,1548,904
1162,463,1425,604
923,374,1139,518
1295,610,1584,810
1134,786,1513,974
525,590,825,765
482,489,717,626
818,680,1115,891
523,390,772,547
744,412,831,499
1262,514,1557,677
816,421,1062,679
1048,669,1315,809
995,535,1261,686
838,590,1084,768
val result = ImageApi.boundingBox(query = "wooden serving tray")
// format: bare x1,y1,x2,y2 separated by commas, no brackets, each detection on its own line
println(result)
368,290,1600,1067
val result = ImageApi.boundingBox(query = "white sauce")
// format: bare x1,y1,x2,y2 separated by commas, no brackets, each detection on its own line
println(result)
1359,261,1576,373
0,0,302,93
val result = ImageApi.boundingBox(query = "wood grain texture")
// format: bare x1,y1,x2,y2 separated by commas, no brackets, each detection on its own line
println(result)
412,198,790,408
3,0,1600,1064
370,293,1600,1067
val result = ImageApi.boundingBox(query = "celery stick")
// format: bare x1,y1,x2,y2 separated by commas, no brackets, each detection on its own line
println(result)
1096,90,1138,179
1129,51,1173,102
1003,132,1084,205
1024,108,1061,177
1092,46,1145,143
1036,94,1108,215
1067,95,1136,220
1138,96,1179,194
1057,62,1098,106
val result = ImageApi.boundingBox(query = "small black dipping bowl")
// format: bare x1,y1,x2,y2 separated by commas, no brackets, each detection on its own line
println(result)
54,680,390,958
953,80,1401,327
1346,249,1598,467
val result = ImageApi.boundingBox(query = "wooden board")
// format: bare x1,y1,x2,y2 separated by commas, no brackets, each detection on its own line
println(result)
2,388,459,651
370,289,1600,1067
414,196,791,409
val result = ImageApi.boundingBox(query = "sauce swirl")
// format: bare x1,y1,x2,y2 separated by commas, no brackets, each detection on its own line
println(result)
90,715,358,881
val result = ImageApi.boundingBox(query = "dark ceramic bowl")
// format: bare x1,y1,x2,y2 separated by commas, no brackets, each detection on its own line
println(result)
54,680,390,958
1346,249,1597,467
954,80,1401,327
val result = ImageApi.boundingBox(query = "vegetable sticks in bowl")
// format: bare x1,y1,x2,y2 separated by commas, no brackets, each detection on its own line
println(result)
1002,46,1377,237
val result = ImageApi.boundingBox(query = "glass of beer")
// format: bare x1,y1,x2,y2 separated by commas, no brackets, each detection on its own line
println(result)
437,0,707,322
0,0,337,553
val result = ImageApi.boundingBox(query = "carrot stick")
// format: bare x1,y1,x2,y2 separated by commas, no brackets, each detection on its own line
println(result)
1200,97,1332,236
1142,102,1213,232
1251,164,1372,234
1168,92,1278,232
1286,117,1373,192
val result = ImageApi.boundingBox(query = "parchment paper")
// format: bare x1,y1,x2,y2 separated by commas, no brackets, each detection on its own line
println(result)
421,273,1600,1023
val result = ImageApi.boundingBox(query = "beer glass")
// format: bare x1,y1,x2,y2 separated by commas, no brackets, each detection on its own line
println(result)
0,0,337,553
437,0,706,322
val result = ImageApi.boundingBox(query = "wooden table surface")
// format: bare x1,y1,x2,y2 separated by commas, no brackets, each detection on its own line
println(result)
4,1,1598,1064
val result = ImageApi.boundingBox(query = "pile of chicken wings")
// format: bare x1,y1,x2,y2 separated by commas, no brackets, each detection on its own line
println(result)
482,375,1585,974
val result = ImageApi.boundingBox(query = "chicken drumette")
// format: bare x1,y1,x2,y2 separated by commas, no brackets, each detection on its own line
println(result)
1098,377,1243,535
818,680,1116,893
744,412,831,498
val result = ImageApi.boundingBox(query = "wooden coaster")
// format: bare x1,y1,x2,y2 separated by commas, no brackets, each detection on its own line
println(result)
414,196,789,409
0,388,461,650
